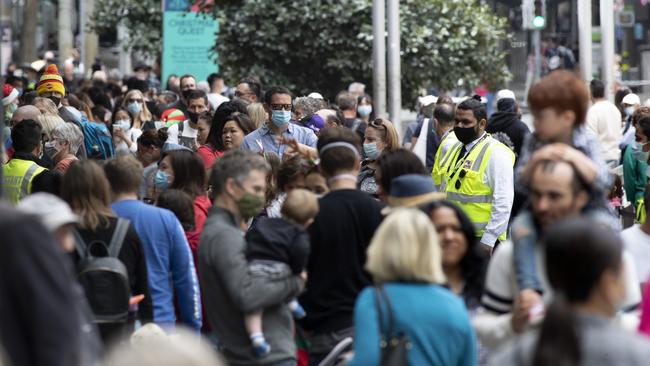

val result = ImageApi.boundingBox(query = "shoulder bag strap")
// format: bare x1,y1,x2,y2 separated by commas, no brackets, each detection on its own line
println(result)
108,218,130,258
373,286,387,340
378,284,396,338
73,228,87,260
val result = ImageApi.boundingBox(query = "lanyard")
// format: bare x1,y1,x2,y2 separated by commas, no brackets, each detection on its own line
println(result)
448,134,488,180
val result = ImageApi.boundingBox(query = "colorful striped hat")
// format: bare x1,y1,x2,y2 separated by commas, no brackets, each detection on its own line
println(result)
36,64,65,96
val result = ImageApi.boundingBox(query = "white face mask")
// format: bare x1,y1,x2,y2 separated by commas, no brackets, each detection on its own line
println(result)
115,119,131,131
625,107,635,117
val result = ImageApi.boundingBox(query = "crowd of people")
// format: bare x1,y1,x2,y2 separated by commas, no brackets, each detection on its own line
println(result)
3,60,650,366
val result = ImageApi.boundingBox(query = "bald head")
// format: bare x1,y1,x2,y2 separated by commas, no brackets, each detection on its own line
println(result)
11,105,41,127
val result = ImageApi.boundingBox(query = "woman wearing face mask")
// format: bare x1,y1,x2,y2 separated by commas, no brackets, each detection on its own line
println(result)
45,122,84,173
154,150,210,260
120,89,153,130
356,95,373,123
490,218,650,365
358,118,400,197
112,107,143,155
137,129,166,202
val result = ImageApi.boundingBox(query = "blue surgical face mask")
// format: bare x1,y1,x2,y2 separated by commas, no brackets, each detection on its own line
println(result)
154,170,171,190
358,105,372,118
127,102,143,115
363,142,380,160
271,110,291,128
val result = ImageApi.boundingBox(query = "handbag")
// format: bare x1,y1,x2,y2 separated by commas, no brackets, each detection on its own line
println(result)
373,285,411,366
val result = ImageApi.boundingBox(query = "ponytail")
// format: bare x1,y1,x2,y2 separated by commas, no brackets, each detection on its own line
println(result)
532,296,580,366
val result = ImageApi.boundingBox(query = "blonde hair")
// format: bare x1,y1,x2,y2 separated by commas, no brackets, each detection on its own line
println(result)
247,102,267,128
281,188,319,225
369,118,400,152
366,208,446,284
37,114,66,138
33,97,60,115
122,89,153,129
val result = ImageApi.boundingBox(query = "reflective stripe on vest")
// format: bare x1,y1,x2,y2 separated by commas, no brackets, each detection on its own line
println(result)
20,163,41,198
443,136,515,241
431,132,459,189
3,159,47,205
636,198,646,224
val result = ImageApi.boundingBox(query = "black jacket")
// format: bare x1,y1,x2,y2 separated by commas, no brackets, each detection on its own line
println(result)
246,217,310,275
486,112,531,159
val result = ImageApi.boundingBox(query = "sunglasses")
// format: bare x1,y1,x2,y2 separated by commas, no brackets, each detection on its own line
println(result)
127,98,143,104
270,103,292,111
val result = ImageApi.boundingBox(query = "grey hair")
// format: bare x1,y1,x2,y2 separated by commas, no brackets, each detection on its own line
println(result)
210,150,270,196
51,123,84,155
293,97,323,119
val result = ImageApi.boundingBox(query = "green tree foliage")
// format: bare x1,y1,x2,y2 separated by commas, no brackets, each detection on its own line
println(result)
88,0,162,58
211,0,511,102
89,0,511,103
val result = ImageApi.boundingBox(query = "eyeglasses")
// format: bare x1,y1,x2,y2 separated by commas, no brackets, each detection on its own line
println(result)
127,98,143,104
270,103,292,111
235,91,253,98
454,169,467,190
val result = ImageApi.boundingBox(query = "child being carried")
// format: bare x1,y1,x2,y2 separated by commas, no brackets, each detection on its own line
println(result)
244,188,319,358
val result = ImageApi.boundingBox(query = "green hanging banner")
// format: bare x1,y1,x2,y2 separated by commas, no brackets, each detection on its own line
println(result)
162,0,218,85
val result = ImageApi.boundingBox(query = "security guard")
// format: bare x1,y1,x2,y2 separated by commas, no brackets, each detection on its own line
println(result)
440,97,514,250
3,119,50,204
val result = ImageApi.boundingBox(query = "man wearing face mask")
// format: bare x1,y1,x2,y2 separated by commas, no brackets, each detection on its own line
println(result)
35,64,66,109
166,74,197,114
620,93,642,150
241,86,318,158
2,119,57,204
439,96,515,251
199,150,305,366
165,90,209,150
3,84,20,122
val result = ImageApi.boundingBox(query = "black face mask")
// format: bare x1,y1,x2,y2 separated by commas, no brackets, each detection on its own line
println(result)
454,125,478,145
187,111,199,124
49,96,61,107
182,89,192,100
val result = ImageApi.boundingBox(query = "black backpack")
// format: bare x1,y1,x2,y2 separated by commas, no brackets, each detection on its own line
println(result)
74,218,131,324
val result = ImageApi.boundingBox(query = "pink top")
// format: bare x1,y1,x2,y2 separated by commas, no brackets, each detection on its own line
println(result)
639,280,650,336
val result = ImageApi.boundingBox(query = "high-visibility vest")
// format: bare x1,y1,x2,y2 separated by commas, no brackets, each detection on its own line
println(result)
636,198,646,224
443,135,515,241
431,131,459,190
2,158,47,205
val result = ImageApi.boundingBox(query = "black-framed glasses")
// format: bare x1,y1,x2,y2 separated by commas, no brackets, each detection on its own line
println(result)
270,103,292,111
234,91,253,97
455,169,467,190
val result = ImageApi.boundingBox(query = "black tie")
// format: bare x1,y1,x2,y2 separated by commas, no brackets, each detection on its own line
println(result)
455,146,468,168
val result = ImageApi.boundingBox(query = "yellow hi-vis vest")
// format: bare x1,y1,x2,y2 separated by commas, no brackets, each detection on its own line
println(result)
2,158,47,205
442,135,515,241
431,131,459,190
636,198,646,224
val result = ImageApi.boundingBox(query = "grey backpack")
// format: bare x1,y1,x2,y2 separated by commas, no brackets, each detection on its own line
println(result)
74,218,131,323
